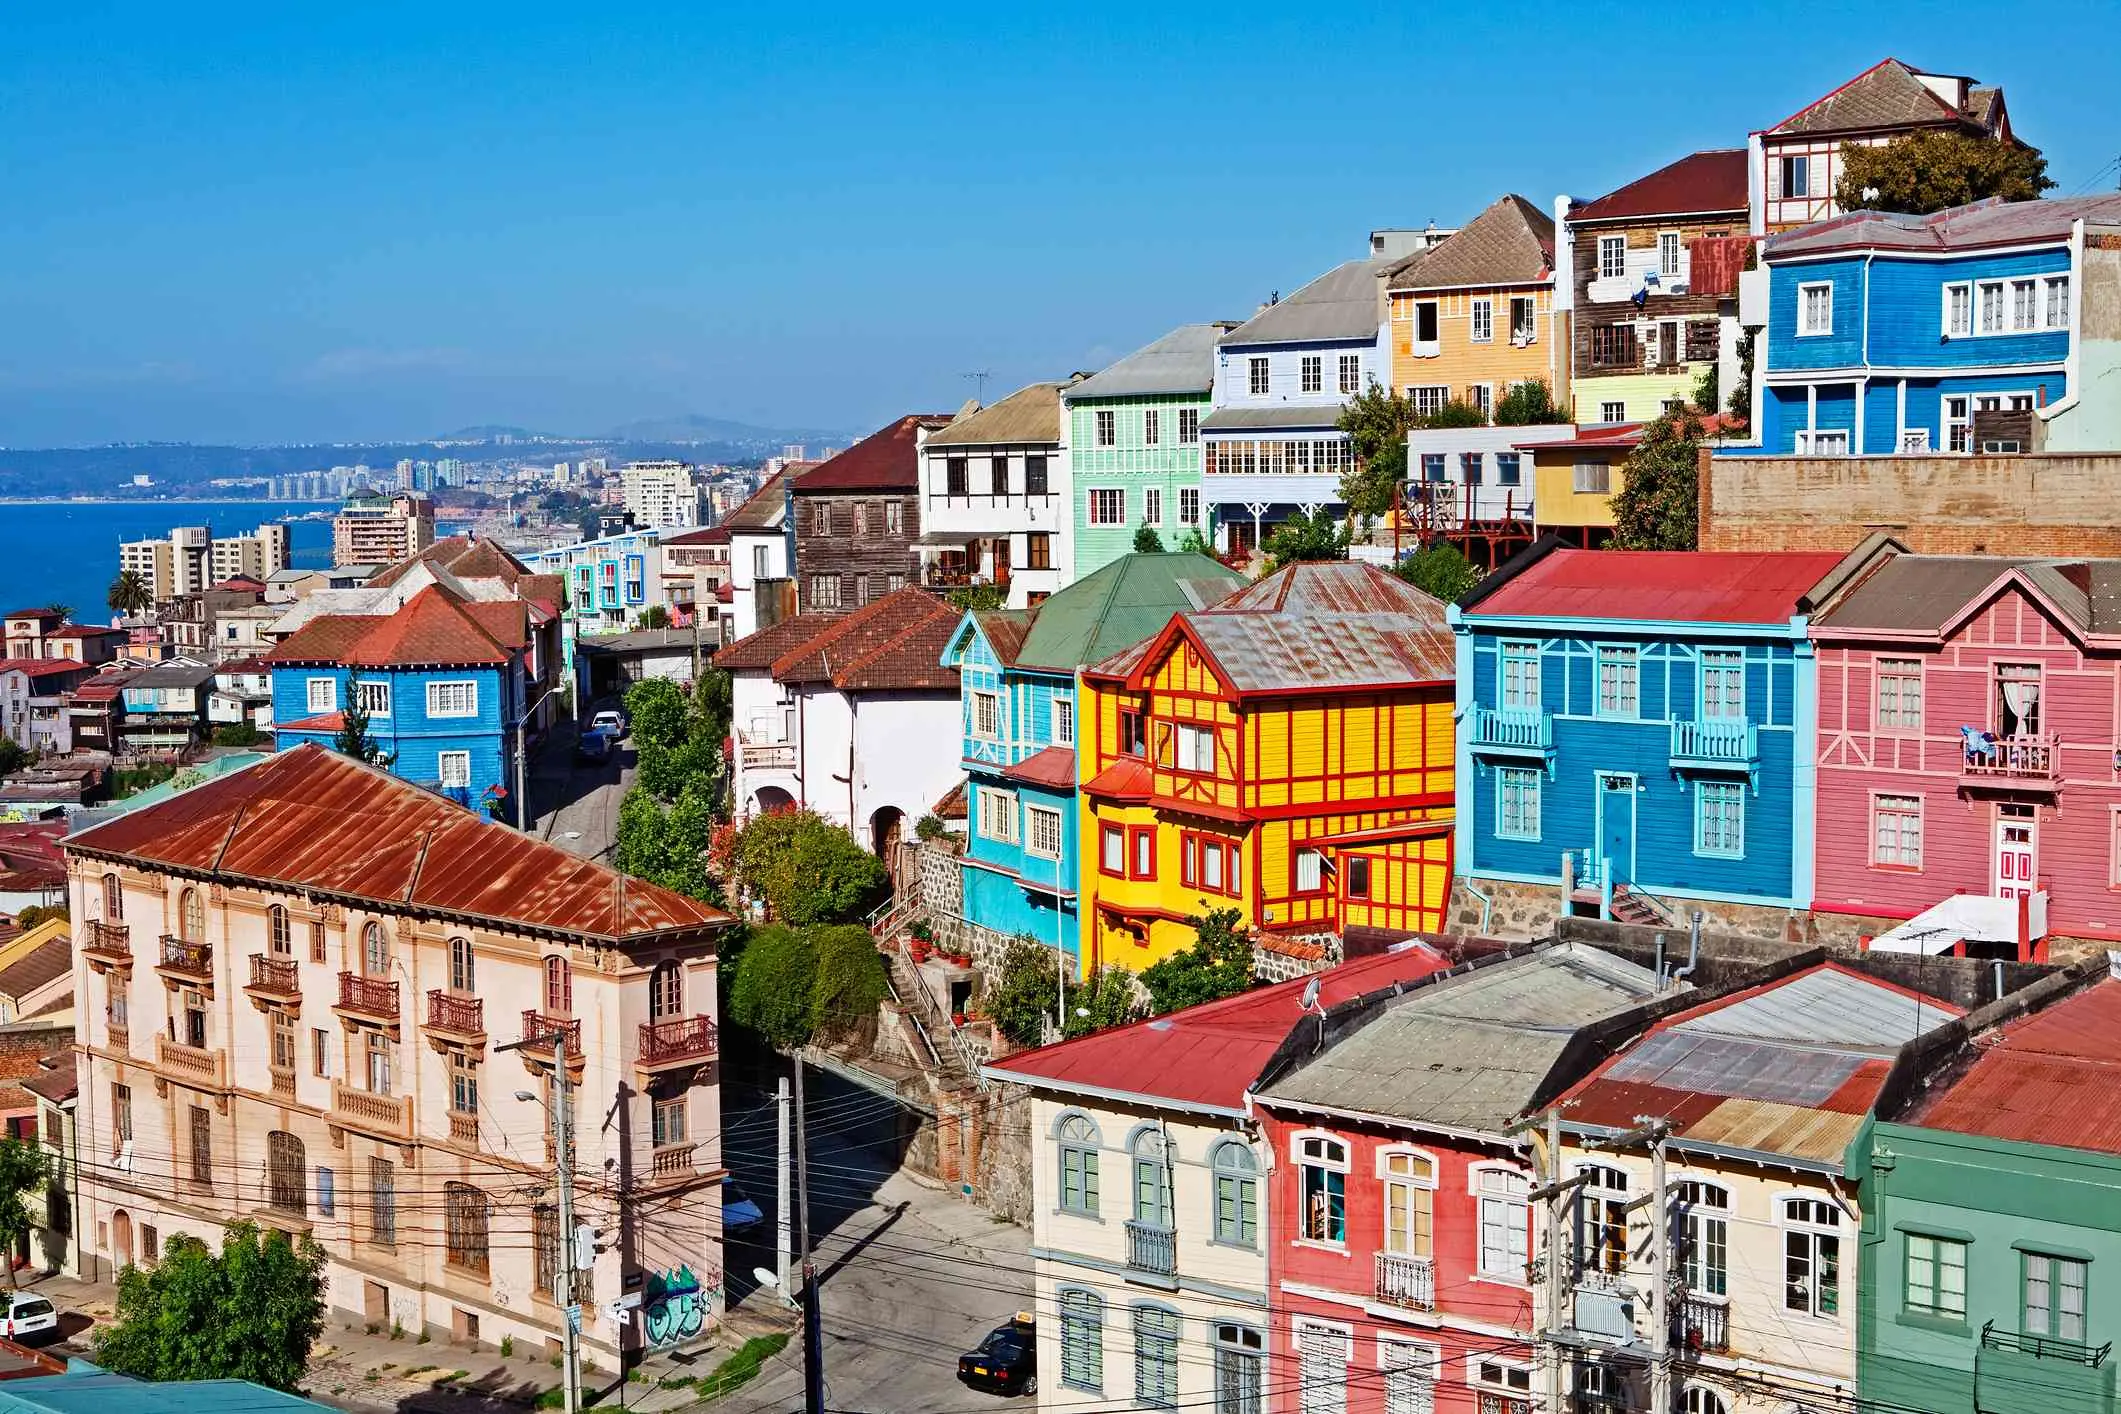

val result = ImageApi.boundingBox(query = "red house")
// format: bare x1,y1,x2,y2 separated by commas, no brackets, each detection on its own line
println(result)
1811,554,2121,953
1249,944,1669,1414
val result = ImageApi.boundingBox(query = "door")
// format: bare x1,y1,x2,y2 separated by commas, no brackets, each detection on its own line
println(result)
1995,806,2038,900
1598,774,1636,884
1659,321,1679,368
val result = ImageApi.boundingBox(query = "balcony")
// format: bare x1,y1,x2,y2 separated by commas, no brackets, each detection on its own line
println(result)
519,1012,584,1070
639,1016,719,1072
157,935,212,982
154,1033,229,1089
335,972,400,1025
1374,1251,1436,1311
1468,706,1552,763
82,920,132,971
1123,1220,1176,1280
645,1142,700,1188
1976,1321,2115,1411
1478,1396,1531,1414
737,738,797,771
245,954,300,1004
329,1080,412,1142
1669,717,1758,772
425,990,486,1044
1677,1293,1729,1354
1962,733,2062,789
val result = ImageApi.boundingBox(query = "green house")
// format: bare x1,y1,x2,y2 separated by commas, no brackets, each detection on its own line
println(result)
1848,979,2121,1414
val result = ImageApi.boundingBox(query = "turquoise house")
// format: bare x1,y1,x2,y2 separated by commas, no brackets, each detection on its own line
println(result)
940,552,1243,966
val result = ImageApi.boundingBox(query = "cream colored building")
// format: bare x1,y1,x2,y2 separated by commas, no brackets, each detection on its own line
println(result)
620,462,701,529
63,744,731,1369
119,523,291,601
333,493,436,567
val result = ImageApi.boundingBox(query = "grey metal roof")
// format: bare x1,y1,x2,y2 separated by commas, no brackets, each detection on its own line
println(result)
1065,324,1229,401
1670,965,1953,1049
1768,194,2121,259
1255,945,1669,1133
1815,554,2121,637
1607,1029,1866,1108
925,381,1065,448
128,660,216,688
1219,258,1386,348
1199,405,1347,433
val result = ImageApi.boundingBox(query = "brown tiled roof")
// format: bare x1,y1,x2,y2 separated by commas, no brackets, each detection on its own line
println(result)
275,711,346,733
662,525,731,545
66,744,730,944
791,415,953,493
0,938,69,1000
932,778,968,821
832,598,962,692
463,599,530,651
367,536,530,591
716,612,843,672
519,573,566,618
264,615,378,666
773,588,960,691
268,585,514,669
724,469,804,532
1767,57,1992,136
1570,149,1749,224
23,1051,74,1105
1388,194,1554,290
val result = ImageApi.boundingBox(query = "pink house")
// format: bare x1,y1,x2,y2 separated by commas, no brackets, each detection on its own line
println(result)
1811,554,2121,953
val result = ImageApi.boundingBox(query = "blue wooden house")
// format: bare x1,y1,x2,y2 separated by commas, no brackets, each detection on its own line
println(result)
1451,540,1879,929
940,552,1244,966
1751,195,2121,456
265,584,530,818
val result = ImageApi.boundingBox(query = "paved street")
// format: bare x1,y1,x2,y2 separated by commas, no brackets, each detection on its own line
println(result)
530,715,633,862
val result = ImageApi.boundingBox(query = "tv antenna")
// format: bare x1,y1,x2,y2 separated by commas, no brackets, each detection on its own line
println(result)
963,370,993,402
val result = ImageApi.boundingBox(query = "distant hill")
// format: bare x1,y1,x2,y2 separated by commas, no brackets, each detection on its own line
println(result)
603,413,856,446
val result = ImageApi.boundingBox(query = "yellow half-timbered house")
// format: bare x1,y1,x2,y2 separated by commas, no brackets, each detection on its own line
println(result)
1076,562,1457,972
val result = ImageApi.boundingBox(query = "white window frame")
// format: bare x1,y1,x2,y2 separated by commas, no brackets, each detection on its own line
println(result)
1942,282,1973,337
1872,792,1924,868
437,751,472,790
1695,780,1746,858
1500,641,1540,711
1598,399,1627,424
1796,428,1851,456
1177,487,1201,525
1175,722,1216,774
1408,385,1449,418
1053,696,1075,747
1300,355,1323,395
1095,410,1116,447
1573,460,1612,494
1143,407,1161,446
1471,1163,1531,1283
1466,1354,1535,1400
1023,804,1063,861
2010,277,2039,332
1798,280,1834,337
1294,1318,1352,1414
1595,646,1639,719
1778,1193,1845,1320
976,786,1018,845
1876,660,1924,731
1468,383,1494,421
426,680,477,718
1658,230,1682,279
1247,357,1269,397
354,680,391,718
2045,273,2072,330
1338,354,1362,395
1598,235,1627,281
970,690,1002,742
1293,1130,1349,1249
1979,279,2007,334
1470,298,1494,344
1497,766,1542,842
1142,487,1163,526
306,677,336,714
1088,488,1125,526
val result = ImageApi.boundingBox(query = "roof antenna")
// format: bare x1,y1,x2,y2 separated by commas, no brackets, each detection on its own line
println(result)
962,370,992,402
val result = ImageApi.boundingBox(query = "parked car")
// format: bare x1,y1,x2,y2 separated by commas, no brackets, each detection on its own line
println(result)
575,727,613,764
956,1313,1035,1397
589,708,627,739
723,1177,764,1235
3,1293,58,1345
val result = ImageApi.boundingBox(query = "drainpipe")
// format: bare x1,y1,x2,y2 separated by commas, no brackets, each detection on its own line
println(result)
1462,878,1494,936
1672,910,1704,985
2038,218,2088,434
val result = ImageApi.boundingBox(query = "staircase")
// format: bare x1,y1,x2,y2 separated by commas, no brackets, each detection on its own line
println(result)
1611,882,1679,928
877,941,979,1093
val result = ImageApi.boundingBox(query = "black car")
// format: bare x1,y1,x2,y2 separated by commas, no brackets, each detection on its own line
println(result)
956,1313,1035,1397
575,726,613,764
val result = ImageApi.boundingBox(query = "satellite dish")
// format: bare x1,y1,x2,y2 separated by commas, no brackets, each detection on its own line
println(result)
752,1268,781,1291
1299,977,1323,1015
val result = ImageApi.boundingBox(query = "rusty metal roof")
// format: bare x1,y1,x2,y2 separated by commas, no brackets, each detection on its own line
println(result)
64,744,730,946
1917,980,2121,1155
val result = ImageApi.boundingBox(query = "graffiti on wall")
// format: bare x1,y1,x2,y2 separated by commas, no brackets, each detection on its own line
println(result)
642,1264,721,1349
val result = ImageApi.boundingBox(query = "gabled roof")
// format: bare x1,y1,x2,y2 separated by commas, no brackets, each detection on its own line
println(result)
1913,979,2121,1157
1220,258,1387,348
1766,194,2121,259
46,624,127,639
925,382,1066,448
715,612,842,672
265,585,514,670
1764,57,2003,137
65,744,730,945
771,588,962,692
661,524,730,546
0,659,90,681
366,536,531,591
1064,323,1231,401
724,468,805,533
1812,553,2121,641
986,944,1452,1116
1569,149,1749,224
1466,548,1847,625
2,610,61,623
1002,746,1077,790
792,416,952,493
966,610,1034,670
1386,194,1554,291
1012,553,1245,674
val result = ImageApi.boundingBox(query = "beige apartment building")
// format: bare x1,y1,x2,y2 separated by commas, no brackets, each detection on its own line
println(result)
333,493,436,567
620,462,700,529
64,744,731,1368
118,523,292,601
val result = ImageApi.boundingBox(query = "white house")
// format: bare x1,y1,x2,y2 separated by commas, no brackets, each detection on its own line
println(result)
723,468,801,643
915,382,1073,609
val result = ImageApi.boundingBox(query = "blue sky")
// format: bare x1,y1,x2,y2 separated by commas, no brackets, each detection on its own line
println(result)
2,2,2115,447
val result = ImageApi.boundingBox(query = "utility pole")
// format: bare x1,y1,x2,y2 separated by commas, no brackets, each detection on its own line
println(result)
775,1075,794,1304
796,1058,824,1414
502,1027,582,1414
1647,1124,1671,1414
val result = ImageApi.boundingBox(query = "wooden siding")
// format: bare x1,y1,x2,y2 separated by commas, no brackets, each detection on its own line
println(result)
792,491,920,611
1388,284,1555,404
1571,215,1737,389
1068,392,1210,580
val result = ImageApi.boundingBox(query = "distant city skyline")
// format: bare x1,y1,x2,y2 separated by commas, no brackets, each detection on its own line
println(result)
4,1,2116,447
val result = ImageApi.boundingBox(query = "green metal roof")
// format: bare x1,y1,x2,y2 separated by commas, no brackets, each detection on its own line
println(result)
1013,553,1245,673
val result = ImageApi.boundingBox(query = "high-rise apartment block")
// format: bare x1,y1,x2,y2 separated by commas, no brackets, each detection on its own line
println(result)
619,462,701,528
332,493,436,567
117,523,292,602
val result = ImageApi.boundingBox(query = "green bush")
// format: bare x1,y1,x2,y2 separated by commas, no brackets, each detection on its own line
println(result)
623,678,690,752
727,925,817,1050
1062,966,1140,1039
1393,544,1483,603
987,937,1060,1047
810,925,888,1039
729,808,886,926
210,721,266,748
1141,908,1257,1014
914,813,947,842
1493,379,1568,426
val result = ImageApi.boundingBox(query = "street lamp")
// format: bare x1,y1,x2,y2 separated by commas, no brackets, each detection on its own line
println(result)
501,1031,581,1414
512,681,565,834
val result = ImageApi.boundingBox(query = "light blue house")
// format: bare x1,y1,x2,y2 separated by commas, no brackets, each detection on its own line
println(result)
526,528,668,672
939,552,1244,963
1751,195,2121,456
264,584,529,818
1451,538,1881,933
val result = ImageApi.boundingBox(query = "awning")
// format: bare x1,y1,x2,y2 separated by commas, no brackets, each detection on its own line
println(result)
912,530,986,548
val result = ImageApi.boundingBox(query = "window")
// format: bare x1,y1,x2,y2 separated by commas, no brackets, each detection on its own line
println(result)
1905,1233,1968,1320
188,1105,212,1188
1130,1129,1172,1227
1295,847,1325,894
1677,1181,1730,1296
1796,427,1850,456
1701,649,1744,718
1468,383,1493,421
1495,452,1522,485
438,751,471,789
107,974,128,1031
1179,408,1200,444
544,954,572,1014
1944,282,1973,336
1409,386,1449,420
1381,1149,1435,1259
270,1011,296,1071
369,1157,397,1246
427,681,476,717
977,788,1018,845
1089,488,1125,526
267,1131,306,1215
1247,358,1269,396
650,959,682,1020
1477,1167,1530,1280
1596,646,1639,718
1981,280,2007,334
1143,487,1163,526
1421,453,1447,483
1024,805,1063,860
2025,1252,2088,1341
1346,856,1371,898
1697,781,1745,856
971,690,1001,741
1779,154,1809,200
311,1027,330,1077
808,574,840,610
306,677,336,713
1296,1320,1350,1414
752,544,770,577
2011,278,2039,331
1598,235,1627,280
1300,355,1323,394
445,1182,490,1273
1574,460,1612,494
268,905,292,957
1095,411,1116,448
1059,1289,1103,1392
1799,281,1833,336
1296,1134,1347,1245
1470,299,1494,343
653,1096,687,1147
449,1051,479,1116
1133,1306,1178,1410
1683,1389,1730,1414
852,573,870,604
1876,659,1924,729
811,503,831,536
1119,708,1145,757
534,1204,561,1298
1591,324,1640,369
309,919,327,967
180,887,204,942
1183,832,1242,898
1213,1324,1264,1414
1131,827,1154,880
1057,1113,1100,1216
1101,824,1126,876
1413,301,1439,347
1053,697,1075,746
1599,400,1627,425
1497,767,1542,841
111,1083,132,1147
1211,1140,1258,1247
944,456,968,496
362,921,389,976
443,936,474,994
1025,531,1053,570
1381,1339,1437,1414
1510,296,1535,344
350,678,390,716
364,1031,392,1095
316,1166,335,1217
101,872,122,920
885,500,903,534
1175,723,1216,774
1659,230,1682,278
1500,642,1540,710
1574,1164,1629,1275
2046,274,2072,330
1339,354,1362,394
1782,1197,1843,1317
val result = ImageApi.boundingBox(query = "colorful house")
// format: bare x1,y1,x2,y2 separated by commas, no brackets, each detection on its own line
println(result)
917,381,1072,608
1809,551,2121,952
1385,194,1561,423
1076,562,1456,973
941,553,1244,967
525,527,667,669
1516,415,1736,549
1751,195,2121,457
1064,324,1232,581
1452,540,1885,937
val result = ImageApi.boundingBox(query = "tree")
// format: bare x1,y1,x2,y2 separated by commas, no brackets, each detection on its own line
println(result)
1412,399,1489,430
946,584,1006,612
726,808,886,926
691,667,733,751
1061,966,1140,1039
1836,131,2052,216
1493,379,1568,427
1140,908,1257,1014
0,1140,44,1287
1174,527,1214,557
1691,361,1720,416
210,721,266,748
1337,384,1417,521
1131,525,1166,554
1609,411,1705,551
1263,509,1352,571
1393,544,1483,602
107,570,153,617
636,736,723,804
40,604,70,622
0,739,25,778
614,782,722,903
634,604,671,630
986,937,1060,1047
624,678,691,753
1726,329,1756,429
11,904,65,929
332,674,396,767
809,924,888,1040
726,924,817,1049
93,1221,327,1392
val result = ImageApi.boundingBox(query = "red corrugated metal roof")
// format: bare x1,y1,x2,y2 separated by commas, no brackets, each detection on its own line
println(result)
45,625,125,638
0,659,88,680
64,744,729,944
988,945,1452,1111
789,415,952,492
1571,149,1749,224
1472,549,1846,624
1082,756,1151,801
275,711,346,732
1917,981,2121,1154
1003,746,1077,790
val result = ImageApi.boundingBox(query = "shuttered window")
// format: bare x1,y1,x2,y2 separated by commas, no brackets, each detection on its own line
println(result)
1059,1290,1103,1392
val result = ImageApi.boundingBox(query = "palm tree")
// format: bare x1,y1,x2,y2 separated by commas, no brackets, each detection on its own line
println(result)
42,603,71,622
106,572,152,617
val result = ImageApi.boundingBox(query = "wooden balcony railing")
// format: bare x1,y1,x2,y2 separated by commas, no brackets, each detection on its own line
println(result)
1963,733,2062,785
1467,706,1552,757
82,920,132,965
1670,717,1758,768
639,1016,719,1070
158,935,212,980
329,1081,412,1141
247,954,300,997
737,740,797,770
1374,1251,1436,1311
520,1012,582,1059
425,990,485,1039
336,972,400,1021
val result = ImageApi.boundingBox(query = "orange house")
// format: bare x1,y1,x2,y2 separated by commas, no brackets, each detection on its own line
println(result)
1076,562,1457,972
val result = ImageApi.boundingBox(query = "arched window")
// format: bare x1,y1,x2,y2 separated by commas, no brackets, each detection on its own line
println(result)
1379,1147,1436,1263
650,960,683,1020
448,937,475,993
1779,1195,1843,1317
1209,1139,1258,1248
544,955,572,1014
1055,1112,1100,1216
179,887,204,942
266,1131,306,1215
101,873,123,921
268,906,291,958
1683,1387,1730,1414
1129,1128,1171,1229
1574,1163,1631,1276
362,922,389,976
1294,1133,1348,1245
443,1182,490,1273
1057,1288,1103,1394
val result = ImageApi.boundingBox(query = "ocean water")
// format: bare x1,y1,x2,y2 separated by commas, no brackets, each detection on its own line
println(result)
0,500,339,622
